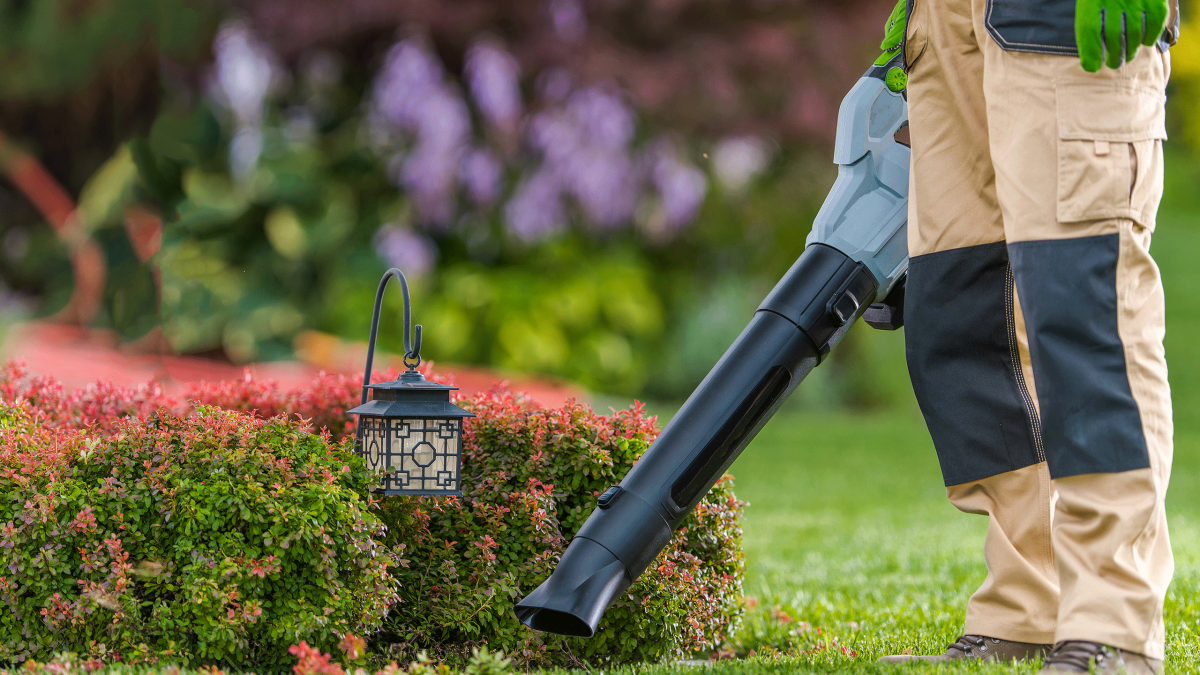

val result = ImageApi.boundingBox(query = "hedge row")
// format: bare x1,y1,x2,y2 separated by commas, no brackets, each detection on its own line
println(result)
0,361,744,670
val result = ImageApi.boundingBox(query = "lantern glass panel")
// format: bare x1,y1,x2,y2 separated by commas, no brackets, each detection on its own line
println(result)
359,416,388,475
386,417,462,494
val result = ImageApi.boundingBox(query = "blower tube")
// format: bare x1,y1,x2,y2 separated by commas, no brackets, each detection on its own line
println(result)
514,244,878,637
515,58,910,638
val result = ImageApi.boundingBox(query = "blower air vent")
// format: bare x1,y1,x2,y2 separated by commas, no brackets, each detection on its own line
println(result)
670,365,791,508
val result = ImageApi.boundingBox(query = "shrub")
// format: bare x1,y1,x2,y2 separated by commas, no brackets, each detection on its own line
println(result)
375,390,745,668
182,368,433,443
0,362,184,435
1,362,744,669
0,398,397,668
0,361,425,442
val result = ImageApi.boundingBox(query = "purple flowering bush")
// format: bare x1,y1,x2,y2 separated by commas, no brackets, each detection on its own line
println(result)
4,0,914,408
123,19,828,400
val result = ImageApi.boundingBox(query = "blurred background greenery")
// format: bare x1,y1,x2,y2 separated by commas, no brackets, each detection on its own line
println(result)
0,0,1196,404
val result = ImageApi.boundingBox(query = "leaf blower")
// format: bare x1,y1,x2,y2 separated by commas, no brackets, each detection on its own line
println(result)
514,57,911,637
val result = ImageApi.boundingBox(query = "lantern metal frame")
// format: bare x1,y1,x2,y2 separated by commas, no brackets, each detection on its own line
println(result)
347,268,474,496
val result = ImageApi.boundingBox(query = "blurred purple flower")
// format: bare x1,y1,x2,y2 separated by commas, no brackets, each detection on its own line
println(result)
372,41,446,130
537,67,575,104
567,85,635,151
653,152,708,229
211,20,280,127
465,42,523,131
460,148,503,206
549,0,588,42
563,148,639,229
374,224,439,277
209,19,282,178
514,82,641,233
505,170,565,241
413,85,473,151
402,142,462,224
529,108,579,162
371,39,473,224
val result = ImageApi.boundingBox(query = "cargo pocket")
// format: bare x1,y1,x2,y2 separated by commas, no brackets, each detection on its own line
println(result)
904,0,928,71
1056,79,1168,230
985,0,1077,55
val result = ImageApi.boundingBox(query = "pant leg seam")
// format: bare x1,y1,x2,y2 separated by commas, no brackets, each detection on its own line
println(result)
1115,224,1164,653
1039,463,1058,583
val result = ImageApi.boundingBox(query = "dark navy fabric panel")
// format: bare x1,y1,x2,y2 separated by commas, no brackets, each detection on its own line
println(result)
1008,234,1150,479
985,0,1179,55
985,0,1078,55
905,241,1043,487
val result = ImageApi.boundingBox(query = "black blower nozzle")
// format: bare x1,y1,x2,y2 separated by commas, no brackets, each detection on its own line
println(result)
513,538,629,637
515,244,879,637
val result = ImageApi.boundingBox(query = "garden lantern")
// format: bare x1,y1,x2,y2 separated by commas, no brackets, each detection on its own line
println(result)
348,268,474,495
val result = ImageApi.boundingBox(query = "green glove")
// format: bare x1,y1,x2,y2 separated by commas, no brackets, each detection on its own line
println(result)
1076,0,1169,72
875,0,907,67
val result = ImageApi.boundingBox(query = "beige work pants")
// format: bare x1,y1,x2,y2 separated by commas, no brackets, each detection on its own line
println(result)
902,0,1174,659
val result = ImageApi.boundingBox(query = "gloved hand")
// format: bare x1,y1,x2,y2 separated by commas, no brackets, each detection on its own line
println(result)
875,0,907,67
1076,0,1169,72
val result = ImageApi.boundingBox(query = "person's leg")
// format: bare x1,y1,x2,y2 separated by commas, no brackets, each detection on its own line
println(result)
981,18,1174,662
901,0,1059,649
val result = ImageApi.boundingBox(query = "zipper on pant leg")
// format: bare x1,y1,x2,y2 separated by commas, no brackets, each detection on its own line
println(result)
1006,263,1046,463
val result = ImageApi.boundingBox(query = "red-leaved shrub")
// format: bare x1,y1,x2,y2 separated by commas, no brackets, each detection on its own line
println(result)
0,361,438,441
376,390,745,668
0,360,744,670
0,365,397,668
184,366,447,441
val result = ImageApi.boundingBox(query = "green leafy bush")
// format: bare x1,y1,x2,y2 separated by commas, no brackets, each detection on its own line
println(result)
376,390,746,668
179,371,747,667
0,363,745,670
0,399,397,668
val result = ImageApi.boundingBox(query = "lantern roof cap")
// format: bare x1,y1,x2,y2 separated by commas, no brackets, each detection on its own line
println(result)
366,368,459,391
347,398,474,418
348,369,475,418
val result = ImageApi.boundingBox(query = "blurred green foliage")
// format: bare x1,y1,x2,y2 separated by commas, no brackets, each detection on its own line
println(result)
112,82,841,399
0,0,211,98
1,0,879,402
3,0,1196,407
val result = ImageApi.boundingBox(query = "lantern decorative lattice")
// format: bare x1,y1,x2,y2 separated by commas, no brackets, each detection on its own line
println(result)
347,268,474,496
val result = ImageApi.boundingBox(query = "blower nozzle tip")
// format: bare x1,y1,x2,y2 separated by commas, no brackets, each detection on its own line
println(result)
515,537,631,637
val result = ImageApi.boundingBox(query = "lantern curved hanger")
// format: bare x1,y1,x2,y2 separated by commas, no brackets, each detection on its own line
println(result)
361,267,423,406
349,268,474,496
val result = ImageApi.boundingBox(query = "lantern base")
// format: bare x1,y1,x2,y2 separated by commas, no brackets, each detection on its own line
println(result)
371,487,463,497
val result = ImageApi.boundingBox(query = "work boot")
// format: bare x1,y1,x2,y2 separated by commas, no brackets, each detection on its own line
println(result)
1038,641,1162,674
879,634,1052,663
